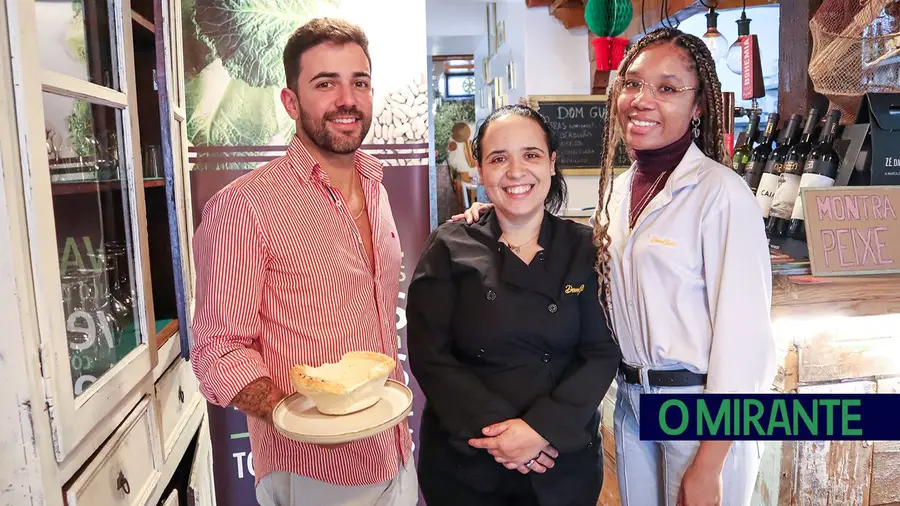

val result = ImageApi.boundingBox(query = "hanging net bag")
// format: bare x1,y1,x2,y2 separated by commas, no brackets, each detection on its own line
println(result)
808,0,900,119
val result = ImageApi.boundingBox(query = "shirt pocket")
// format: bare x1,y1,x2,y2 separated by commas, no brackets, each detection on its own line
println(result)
634,228,704,287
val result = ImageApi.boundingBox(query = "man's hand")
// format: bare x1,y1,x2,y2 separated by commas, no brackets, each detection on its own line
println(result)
468,419,553,473
447,202,493,224
232,377,287,425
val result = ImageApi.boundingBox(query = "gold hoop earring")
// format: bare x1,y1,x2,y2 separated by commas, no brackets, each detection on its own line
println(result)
691,117,701,139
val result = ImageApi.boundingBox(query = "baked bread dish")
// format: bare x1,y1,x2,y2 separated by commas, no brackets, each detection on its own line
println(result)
289,351,396,415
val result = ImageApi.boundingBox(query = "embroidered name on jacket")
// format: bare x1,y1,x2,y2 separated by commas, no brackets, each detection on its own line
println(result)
565,284,585,294
649,236,677,247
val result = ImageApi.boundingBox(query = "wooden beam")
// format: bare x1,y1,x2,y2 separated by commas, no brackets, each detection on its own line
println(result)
550,0,585,13
778,0,829,120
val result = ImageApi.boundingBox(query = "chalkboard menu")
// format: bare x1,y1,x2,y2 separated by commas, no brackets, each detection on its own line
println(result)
522,95,632,175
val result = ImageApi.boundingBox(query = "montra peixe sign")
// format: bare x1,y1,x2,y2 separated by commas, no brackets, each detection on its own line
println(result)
802,186,899,276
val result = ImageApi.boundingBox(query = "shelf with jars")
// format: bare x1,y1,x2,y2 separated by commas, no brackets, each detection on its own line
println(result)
0,0,210,504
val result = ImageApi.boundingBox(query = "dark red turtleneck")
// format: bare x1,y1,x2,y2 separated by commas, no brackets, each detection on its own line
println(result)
628,129,692,229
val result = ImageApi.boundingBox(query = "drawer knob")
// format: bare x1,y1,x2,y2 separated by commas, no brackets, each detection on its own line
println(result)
116,471,131,495
178,386,185,403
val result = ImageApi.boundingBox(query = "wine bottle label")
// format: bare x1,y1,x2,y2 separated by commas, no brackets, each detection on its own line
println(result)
804,158,815,171
790,173,836,220
743,161,765,188
768,173,801,220
784,161,799,173
756,173,781,218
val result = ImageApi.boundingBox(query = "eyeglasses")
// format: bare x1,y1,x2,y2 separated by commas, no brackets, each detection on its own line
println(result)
615,77,697,103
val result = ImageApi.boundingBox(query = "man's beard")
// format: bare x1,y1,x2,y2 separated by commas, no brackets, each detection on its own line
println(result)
300,106,372,154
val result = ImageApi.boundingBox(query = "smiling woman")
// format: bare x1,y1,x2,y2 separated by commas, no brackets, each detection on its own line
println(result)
406,103,621,506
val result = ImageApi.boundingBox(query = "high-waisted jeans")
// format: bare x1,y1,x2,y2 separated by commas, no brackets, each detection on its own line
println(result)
613,375,763,506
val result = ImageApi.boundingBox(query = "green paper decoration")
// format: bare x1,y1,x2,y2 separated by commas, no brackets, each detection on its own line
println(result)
585,0,633,38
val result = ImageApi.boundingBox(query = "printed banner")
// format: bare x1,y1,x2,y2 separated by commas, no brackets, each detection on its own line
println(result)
640,394,900,441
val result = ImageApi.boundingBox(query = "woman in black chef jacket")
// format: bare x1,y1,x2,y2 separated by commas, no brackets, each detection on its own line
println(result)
407,104,621,506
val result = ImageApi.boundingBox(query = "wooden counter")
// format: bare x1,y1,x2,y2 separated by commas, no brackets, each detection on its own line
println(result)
756,273,900,506
596,271,900,506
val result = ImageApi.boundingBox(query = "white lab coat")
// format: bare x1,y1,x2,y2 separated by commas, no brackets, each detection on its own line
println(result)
595,142,776,393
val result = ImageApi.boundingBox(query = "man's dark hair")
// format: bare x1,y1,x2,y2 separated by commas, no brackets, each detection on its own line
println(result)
282,18,372,90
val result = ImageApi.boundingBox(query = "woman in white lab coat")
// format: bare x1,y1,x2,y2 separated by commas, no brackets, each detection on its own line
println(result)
454,28,776,506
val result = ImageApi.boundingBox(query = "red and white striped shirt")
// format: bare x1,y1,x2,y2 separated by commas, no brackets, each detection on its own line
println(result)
190,135,412,487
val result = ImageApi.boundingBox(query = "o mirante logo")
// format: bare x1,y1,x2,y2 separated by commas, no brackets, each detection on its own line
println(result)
640,394,900,441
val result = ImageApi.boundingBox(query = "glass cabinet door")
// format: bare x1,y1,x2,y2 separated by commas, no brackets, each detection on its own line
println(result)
9,0,155,462
156,0,195,355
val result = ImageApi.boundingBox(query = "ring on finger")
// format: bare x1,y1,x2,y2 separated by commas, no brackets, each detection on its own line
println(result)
524,458,536,468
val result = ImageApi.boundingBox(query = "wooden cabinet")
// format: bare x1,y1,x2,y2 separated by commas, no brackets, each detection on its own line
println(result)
0,0,207,504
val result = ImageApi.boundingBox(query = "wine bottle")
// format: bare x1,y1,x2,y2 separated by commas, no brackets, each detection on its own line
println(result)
743,112,780,192
731,112,761,176
787,109,842,240
766,108,821,238
756,114,802,220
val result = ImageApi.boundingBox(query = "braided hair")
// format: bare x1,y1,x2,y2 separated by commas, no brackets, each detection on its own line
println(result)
592,28,726,339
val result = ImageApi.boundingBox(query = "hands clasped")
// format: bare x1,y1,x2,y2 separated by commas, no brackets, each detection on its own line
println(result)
468,418,559,474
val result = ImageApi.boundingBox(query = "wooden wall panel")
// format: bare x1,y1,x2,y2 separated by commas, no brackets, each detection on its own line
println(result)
794,382,875,506
871,441,900,506
778,0,830,120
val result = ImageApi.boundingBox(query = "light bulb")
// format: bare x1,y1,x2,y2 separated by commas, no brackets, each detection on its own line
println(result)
726,39,744,74
702,29,729,62
726,12,752,75
702,7,730,62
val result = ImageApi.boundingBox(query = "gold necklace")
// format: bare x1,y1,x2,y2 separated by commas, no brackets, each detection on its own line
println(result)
501,231,540,254
628,171,667,229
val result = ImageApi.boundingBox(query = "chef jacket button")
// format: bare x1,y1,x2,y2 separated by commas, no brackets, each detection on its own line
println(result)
477,348,485,359
587,441,593,448
548,303,558,313
497,245,503,253
541,353,551,363
487,290,497,301
538,252,545,261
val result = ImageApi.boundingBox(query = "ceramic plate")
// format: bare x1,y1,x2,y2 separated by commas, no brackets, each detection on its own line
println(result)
273,379,413,445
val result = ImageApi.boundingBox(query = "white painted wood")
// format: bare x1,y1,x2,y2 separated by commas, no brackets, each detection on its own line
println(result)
188,416,216,506
153,332,182,383
41,70,129,109
57,378,152,484
119,0,157,356
159,0,197,330
64,397,162,506
146,400,206,506
163,489,181,506
0,5,65,504
155,359,201,458
6,0,159,463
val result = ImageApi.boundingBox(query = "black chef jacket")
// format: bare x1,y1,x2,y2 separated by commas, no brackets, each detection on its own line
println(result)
407,209,621,506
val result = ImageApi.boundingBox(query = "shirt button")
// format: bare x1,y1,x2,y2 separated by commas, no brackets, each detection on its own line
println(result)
541,353,551,363
548,303,558,313
477,348,486,359
538,252,545,261
486,290,497,301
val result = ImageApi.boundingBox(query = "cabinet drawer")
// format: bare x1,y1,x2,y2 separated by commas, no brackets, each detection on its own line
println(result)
155,358,201,457
162,489,180,506
64,398,161,506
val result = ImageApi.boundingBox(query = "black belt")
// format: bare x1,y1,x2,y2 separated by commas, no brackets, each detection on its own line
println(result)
619,362,707,387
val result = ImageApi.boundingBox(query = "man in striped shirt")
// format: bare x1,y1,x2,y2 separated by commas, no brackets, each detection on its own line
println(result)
190,18,416,506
